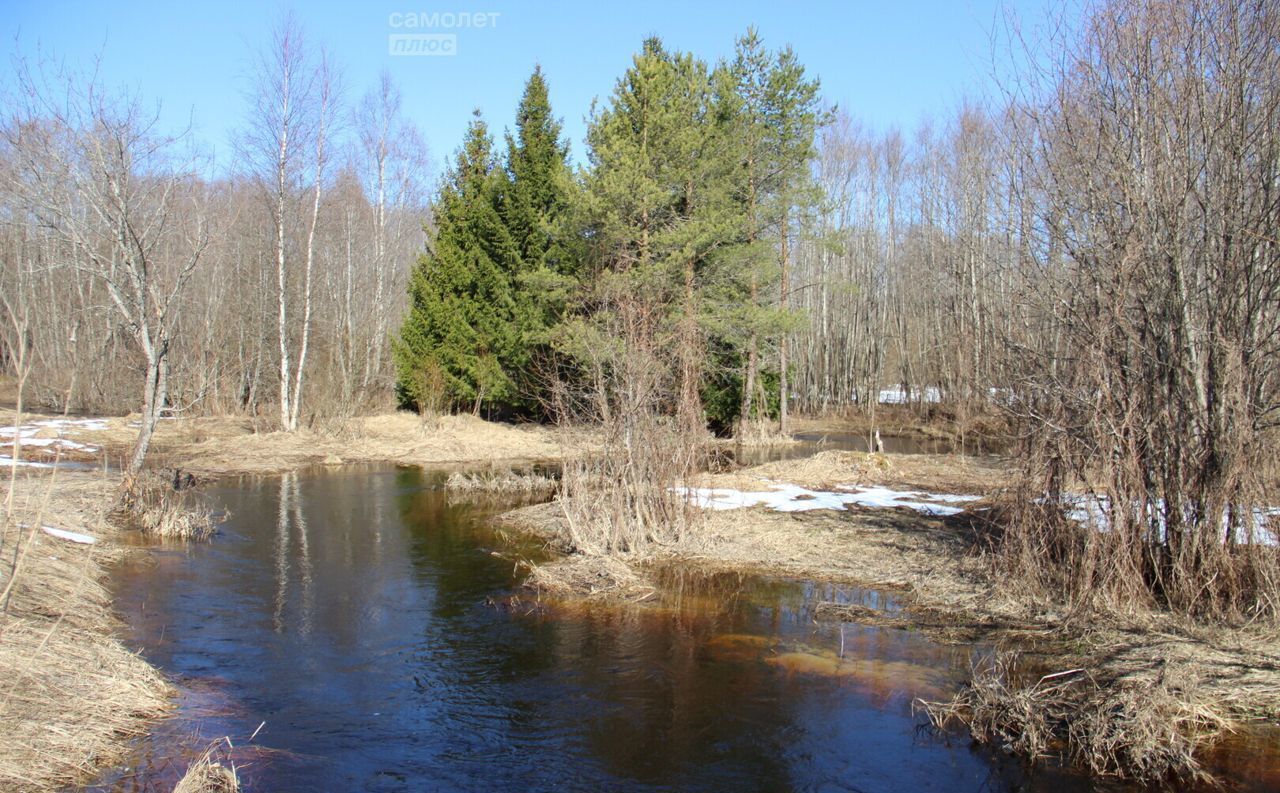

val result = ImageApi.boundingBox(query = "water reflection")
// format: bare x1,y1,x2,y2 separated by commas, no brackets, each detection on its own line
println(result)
98,465,1250,793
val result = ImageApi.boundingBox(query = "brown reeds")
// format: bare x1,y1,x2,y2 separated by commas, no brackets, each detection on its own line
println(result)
172,739,241,793
920,653,1232,783
444,468,556,496
113,471,217,541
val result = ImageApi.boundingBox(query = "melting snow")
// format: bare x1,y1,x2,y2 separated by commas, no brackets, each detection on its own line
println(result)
0,455,55,468
0,417,107,456
1058,494,1279,547
678,482,981,516
40,526,97,545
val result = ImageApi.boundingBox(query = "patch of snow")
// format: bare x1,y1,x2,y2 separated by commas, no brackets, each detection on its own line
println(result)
0,455,55,468
1056,494,1279,547
40,526,97,545
0,418,106,456
678,482,980,516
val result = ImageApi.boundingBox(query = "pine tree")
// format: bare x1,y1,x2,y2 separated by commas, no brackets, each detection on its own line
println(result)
394,111,520,414
576,37,746,430
718,29,824,436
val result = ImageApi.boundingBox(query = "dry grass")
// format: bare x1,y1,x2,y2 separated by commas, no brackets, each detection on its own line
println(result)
693,449,1012,495
1,408,573,479
523,554,657,602
0,471,171,792
172,739,240,793
445,468,556,496
921,653,1233,783
501,447,1280,783
113,472,216,541
173,411,565,477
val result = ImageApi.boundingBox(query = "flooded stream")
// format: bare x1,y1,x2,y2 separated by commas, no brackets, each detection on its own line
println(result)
97,464,1274,792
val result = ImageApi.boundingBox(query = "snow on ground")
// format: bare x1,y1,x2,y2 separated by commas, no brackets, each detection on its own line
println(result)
678,482,981,516
0,455,56,468
852,385,944,405
0,417,108,456
1058,494,1279,547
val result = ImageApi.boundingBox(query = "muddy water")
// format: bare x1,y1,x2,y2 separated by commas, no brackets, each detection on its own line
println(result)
100,465,1269,792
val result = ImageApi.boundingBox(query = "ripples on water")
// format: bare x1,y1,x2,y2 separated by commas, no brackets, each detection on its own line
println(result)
97,465,1275,792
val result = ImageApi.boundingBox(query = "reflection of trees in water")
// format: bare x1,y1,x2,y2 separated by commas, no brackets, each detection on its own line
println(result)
272,472,314,636
532,574,804,787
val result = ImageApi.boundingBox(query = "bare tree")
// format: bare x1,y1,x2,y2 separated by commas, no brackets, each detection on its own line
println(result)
3,56,209,477
240,16,338,431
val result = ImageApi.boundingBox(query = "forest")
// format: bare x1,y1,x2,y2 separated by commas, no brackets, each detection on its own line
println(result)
2,0,1280,789
6,0,1276,619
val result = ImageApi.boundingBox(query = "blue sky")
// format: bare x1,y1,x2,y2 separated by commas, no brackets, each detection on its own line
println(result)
5,1,1055,176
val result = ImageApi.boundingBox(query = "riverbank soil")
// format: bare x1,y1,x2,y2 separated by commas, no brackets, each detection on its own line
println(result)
502,449,1280,783
0,469,169,791
0,409,566,478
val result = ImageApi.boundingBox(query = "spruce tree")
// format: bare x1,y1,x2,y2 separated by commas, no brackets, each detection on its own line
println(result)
394,111,520,414
498,66,579,412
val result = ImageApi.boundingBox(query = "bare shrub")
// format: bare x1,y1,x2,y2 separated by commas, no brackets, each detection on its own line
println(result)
998,0,1280,623
553,285,706,555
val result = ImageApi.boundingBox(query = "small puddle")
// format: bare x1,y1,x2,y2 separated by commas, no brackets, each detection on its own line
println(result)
95,464,1272,792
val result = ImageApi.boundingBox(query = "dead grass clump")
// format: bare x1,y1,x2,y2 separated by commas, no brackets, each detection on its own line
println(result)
715,450,893,490
524,554,656,602
445,469,556,496
921,653,1231,783
113,472,216,541
173,740,240,793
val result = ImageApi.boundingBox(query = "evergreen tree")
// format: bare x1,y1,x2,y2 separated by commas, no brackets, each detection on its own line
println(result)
498,66,580,411
576,38,744,429
716,29,824,436
394,111,520,413
503,65,575,277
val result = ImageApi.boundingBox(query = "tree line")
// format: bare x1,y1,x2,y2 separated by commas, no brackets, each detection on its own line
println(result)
1,16,428,471
3,2,1279,619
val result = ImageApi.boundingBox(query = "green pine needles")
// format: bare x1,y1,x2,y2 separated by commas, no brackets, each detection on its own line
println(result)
395,34,824,431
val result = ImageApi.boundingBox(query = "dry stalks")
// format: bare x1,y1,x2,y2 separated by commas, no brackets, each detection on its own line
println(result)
553,289,705,555
998,0,1280,625
112,472,216,541
0,473,171,791
445,468,556,496
523,554,656,602
920,653,1231,783
172,739,241,793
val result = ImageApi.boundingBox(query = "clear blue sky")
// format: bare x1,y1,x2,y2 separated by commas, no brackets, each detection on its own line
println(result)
5,0,1055,176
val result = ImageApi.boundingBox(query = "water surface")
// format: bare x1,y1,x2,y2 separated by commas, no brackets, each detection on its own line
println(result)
99,465,1271,792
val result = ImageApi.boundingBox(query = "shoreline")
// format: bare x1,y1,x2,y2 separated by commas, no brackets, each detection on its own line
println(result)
6,409,1278,787
0,409,578,791
0,470,170,791
498,450,1280,784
